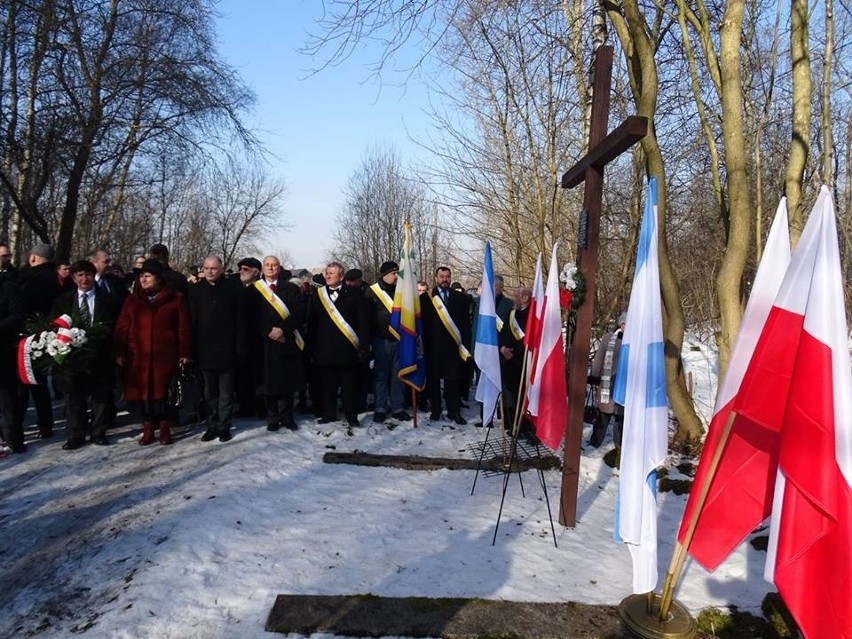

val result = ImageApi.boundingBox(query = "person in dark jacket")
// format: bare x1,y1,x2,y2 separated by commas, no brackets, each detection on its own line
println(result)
114,259,192,445
306,262,370,429
147,243,188,294
0,244,17,283
189,256,246,443
499,286,531,434
18,243,63,438
588,314,626,448
0,279,25,452
89,249,129,305
51,260,121,449
421,266,472,425
246,255,304,432
366,260,409,423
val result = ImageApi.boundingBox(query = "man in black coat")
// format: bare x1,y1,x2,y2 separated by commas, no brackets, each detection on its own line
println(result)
0,279,25,452
51,260,121,449
247,255,304,432
306,262,370,429
89,249,129,305
18,243,63,438
421,266,472,425
499,286,532,433
189,256,247,442
148,243,188,294
0,244,17,283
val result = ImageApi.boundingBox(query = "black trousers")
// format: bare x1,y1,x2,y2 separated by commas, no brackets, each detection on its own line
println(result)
427,371,461,417
63,375,115,443
201,369,235,434
19,374,54,435
0,384,23,449
319,365,358,421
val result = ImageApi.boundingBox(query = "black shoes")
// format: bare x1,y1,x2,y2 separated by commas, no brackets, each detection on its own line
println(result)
219,431,233,443
391,411,411,421
429,412,442,421
282,416,299,431
373,412,386,423
62,439,85,451
448,414,467,426
318,417,336,424
202,428,219,441
91,435,109,446
266,422,281,432
10,443,27,454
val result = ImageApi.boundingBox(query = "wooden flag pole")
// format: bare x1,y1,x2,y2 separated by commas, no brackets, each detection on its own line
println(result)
511,346,531,438
658,410,738,619
411,389,418,428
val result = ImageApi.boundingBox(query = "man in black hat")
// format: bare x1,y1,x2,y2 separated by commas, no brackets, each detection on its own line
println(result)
237,257,262,287
51,260,121,449
18,243,63,439
366,261,409,423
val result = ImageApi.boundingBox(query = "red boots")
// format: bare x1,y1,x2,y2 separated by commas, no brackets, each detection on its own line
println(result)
139,421,156,445
158,420,172,445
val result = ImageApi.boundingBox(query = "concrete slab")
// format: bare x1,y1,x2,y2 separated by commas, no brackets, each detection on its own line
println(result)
265,594,631,638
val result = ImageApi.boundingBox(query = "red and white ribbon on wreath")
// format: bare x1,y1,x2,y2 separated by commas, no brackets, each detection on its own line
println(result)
16,314,74,385
17,335,38,385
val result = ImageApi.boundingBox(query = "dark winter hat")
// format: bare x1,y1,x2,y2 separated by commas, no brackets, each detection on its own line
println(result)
311,273,326,287
344,268,363,281
139,259,164,279
237,257,262,271
30,243,55,260
380,261,399,276
280,269,292,281
69,259,96,275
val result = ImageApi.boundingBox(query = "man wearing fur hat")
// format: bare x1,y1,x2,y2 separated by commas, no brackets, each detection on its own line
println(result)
365,261,409,423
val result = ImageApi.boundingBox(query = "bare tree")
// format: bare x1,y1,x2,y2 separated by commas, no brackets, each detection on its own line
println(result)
335,145,439,281
0,0,257,260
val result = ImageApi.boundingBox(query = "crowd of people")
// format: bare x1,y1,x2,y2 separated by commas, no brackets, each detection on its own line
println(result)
0,241,551,454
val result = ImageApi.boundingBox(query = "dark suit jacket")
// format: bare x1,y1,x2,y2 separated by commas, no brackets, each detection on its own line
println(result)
421,287,472,379
247,278,305,394
306,285,370,367
50,287,121,388
188,276,246,370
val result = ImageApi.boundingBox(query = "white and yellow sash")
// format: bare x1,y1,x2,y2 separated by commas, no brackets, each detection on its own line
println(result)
431,293,471,361
254,280,304,350
508,308,525,340
369,283,400,340
318,287,360,350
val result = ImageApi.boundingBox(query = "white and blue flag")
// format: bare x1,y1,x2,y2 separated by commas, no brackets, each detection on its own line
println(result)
612,176,668,594
474,242,502,425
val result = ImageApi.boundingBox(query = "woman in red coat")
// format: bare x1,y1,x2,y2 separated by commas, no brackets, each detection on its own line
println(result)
114,259,192,445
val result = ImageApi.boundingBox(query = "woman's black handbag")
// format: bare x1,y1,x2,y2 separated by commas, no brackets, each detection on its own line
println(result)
168,361,199,409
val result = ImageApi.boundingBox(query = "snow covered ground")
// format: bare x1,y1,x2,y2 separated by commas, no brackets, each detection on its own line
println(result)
0,337,774,638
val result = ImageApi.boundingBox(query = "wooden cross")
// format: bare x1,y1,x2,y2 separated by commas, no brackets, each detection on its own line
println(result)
559,45,647,527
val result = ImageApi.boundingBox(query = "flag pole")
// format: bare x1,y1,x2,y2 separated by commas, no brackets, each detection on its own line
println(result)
658,410,738,619
511,346,531,437
412,389,418,428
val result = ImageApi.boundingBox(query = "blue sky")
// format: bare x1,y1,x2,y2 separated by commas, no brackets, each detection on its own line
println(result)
215,0,439,268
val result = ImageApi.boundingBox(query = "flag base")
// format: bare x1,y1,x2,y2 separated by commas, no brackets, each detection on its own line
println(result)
618,593,696,639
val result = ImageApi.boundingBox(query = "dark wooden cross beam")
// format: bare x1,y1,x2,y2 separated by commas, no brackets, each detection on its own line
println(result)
559,45,647,527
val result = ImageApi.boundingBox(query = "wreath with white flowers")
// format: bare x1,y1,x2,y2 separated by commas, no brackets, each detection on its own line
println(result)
560,262,586,311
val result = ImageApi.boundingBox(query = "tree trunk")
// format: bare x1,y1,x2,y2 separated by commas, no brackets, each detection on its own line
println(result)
785,0,811,244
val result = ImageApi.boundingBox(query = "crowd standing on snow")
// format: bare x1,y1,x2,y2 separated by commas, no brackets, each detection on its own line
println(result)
0,242,580,454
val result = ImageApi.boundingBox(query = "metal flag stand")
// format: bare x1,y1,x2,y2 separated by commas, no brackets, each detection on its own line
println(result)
468,353,558,548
